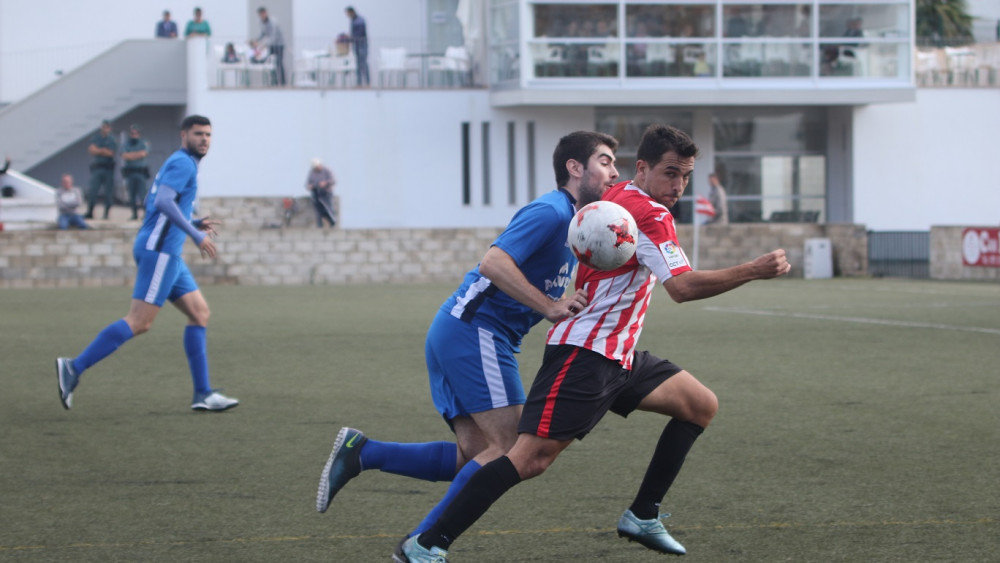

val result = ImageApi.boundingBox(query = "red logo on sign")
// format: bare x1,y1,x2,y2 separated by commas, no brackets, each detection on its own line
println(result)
962,228,1000,267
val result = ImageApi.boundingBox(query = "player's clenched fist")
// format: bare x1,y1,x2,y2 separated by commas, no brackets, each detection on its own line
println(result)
751,249,792,279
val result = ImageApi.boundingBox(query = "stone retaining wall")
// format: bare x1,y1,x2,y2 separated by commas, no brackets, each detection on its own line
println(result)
1,197,871,289
930,226,1000,281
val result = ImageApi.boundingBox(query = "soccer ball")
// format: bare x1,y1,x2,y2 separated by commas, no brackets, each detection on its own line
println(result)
567,201,638,271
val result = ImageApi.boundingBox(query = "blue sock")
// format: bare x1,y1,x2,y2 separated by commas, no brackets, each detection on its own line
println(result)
411,459,482,537
184,325,211,394
360,440,457,482
72,319,134,374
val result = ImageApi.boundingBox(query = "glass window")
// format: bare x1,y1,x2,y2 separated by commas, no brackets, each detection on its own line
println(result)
819,3,909,39
490,0,520,83
625,4,715,38
714,109,827,223
714,109,826,152
819,41,906,77
627,42,717,78
817,3,910,80
595,110,693,182
723,4,812,38
724,42,812,77
533,4,618,38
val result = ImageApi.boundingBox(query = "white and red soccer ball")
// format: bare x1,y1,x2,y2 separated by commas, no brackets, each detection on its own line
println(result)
567,201,638,271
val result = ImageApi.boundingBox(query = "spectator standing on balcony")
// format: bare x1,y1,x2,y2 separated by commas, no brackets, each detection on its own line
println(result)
185,7,212,38
345,6,370,86
85,120,117,220
56,115,239,414
306,158,337,228
257,7,286,85
155,10,178,38
56,174,89,230
121,124,150,221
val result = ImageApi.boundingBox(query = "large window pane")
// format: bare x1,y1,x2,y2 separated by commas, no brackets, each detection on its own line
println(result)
625,4,715,38
714,109,826,152
819,3,909,39
820,41,908,78
724,4,812,38
528,41,620,77
596,110,693,182
627,42,716,77
490,0,520,83
714,109,827,224
724,42,812,77
534,4,618,37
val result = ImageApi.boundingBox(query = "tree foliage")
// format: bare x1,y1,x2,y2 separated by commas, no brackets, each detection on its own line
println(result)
916,0,974,45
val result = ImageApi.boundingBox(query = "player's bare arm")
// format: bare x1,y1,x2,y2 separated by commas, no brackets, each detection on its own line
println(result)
663,249,790,303
479,246,586,322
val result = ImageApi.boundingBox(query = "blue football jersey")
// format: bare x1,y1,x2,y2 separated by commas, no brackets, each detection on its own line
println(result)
441,189,577,347
136,149,200,256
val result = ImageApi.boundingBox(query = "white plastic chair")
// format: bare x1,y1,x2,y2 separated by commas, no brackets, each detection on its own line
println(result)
214,44,248,87
378,47,419,88
444,46,472,86
320,55,357,87
292,49,327,87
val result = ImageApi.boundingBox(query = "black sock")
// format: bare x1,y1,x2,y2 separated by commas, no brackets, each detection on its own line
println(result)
629,419,704,520
418,455,521,551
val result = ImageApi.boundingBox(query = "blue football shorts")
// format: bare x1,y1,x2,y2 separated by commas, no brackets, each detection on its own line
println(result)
425,311,526,421
132,249,199,307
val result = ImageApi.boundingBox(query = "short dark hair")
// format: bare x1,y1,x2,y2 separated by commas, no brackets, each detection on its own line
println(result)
552,131,618,188
636,124,698,168
180,115,211,131
258,7,267,13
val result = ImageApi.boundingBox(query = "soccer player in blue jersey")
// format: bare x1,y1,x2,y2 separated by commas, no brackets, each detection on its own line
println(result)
315,131,620,548
56,115,238,412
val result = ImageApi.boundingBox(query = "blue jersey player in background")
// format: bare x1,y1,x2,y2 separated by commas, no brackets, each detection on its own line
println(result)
57,115,239,413
315,131,620,556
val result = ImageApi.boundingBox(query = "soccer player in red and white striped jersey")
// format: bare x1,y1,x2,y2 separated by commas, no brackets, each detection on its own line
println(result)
405,125,791,561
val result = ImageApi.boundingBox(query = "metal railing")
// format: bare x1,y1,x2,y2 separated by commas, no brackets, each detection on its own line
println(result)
868,231,930,278
915,42,1000,87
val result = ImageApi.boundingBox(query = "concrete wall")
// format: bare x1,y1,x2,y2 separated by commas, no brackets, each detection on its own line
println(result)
854,88,1000,232
930,226,1000,281
0,196,869,289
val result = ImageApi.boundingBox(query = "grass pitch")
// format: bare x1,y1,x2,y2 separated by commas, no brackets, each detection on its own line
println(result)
1,279,998,562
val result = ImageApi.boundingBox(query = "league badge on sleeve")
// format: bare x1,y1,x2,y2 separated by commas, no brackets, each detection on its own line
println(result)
659,240,690,271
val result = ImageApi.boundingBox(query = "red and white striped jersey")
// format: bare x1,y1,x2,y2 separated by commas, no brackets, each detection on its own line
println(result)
546,181,692,368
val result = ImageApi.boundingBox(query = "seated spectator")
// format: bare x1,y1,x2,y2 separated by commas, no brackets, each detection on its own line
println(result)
56,174,90,230
185,7,211,38
155,10,178,38
222,42,241,63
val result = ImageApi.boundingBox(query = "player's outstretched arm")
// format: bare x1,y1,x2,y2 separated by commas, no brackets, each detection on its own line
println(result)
663,249,790,303
479,246,585,322
153,186,217,258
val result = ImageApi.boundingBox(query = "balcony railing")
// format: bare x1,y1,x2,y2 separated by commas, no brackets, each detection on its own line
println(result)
206,36,484,90
914,43,1000,87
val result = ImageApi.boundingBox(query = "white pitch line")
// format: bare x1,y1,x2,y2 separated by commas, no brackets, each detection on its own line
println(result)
703,306,1000,336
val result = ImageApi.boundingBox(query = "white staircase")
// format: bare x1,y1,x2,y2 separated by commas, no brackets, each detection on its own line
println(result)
0,39,187,171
